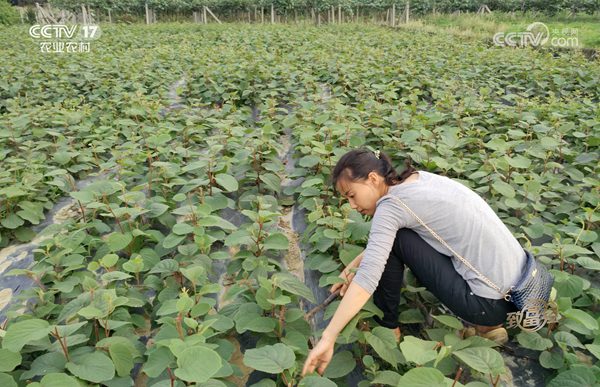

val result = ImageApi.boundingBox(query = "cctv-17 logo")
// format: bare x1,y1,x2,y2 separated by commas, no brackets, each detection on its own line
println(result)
29,25,100,40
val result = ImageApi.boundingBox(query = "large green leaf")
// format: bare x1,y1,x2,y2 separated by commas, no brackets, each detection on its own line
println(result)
106,232,133,251
109,342,134,377
272,272,315,303
143,346,174,378
66,351,115,383
243,343,295,373
40,373,81,387
323,350,356,379
397,367,449,387
516,331,553,351
298,375,336,386
2,319,52,352
0,349,21,372
452,347,505,376
174,346,222,383
364,331,398,369
400,336,438,366
263,232,289,250
21,352,67,379
215,174,238,192
562,308,599,330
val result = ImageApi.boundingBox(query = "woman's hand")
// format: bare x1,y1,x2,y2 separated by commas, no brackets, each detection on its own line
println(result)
330,252,363,297
301,333,336,377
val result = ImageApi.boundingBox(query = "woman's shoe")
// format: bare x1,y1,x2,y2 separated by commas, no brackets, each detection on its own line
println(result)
463,326,508,345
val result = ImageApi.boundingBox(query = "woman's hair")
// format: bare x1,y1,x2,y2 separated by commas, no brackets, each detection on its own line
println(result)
331,148,417,190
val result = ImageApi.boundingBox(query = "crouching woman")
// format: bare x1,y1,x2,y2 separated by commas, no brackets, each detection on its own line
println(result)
302,148,525,377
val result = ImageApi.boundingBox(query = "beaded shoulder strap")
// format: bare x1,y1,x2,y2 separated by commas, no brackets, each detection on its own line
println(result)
387,195,510,300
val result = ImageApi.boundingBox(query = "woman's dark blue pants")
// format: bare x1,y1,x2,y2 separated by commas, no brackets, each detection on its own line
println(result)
372,228,519,329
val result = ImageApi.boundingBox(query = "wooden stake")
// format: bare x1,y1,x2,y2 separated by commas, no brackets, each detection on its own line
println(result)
203,6,207,24
145,2,150,24
405,1,410,24
271,4,275,24
392,3,396,27
108,8,112,23
338,5,341,23
205,6,221,24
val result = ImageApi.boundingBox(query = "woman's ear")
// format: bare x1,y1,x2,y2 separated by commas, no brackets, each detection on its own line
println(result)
367,171,380,186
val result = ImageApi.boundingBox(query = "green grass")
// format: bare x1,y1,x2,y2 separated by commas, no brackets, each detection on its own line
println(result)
413,11,600,49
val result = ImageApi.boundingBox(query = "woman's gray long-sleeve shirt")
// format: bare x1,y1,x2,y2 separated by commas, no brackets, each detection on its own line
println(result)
352,170,527,300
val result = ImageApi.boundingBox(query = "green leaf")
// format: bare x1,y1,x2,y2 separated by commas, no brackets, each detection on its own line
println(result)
149,259,179,274
40,373,80,387
106,232,132,252
196,215,237,230
452,347,505,376
162,233,186,249
173,223,194,235
562,308,599,330
398,367,448,387
109,343,134,377
364,331,398,368
143,346,174,378
2,319,52,352
576,257,600,271
148,202,169,217
370,370,402,386
263,232,289,250
100,254,119,267
174,346,222,383
243,343,295,373
21,352,66,379
215,174,238,192
0,186,27,198
102,271,133,282
0,349,21,372
547,367,596,387
272,272,315,303
400,336,438,366
1,214,25,229
259,173,281,193
298,375,336,386
299,155,320,168
66,351,115,383
432,315,464,330
539,350,563,369
516,331,553,351
323,351,356,379
491,180,515,198
585,344,600,360
0,373,16,387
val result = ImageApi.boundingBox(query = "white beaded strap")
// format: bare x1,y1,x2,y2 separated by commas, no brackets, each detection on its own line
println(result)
388,195,509,299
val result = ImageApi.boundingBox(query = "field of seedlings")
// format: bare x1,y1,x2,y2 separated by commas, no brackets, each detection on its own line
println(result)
0,22,599,386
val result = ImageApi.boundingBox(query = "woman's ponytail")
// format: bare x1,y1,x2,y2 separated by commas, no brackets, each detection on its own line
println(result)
331,148,417,189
